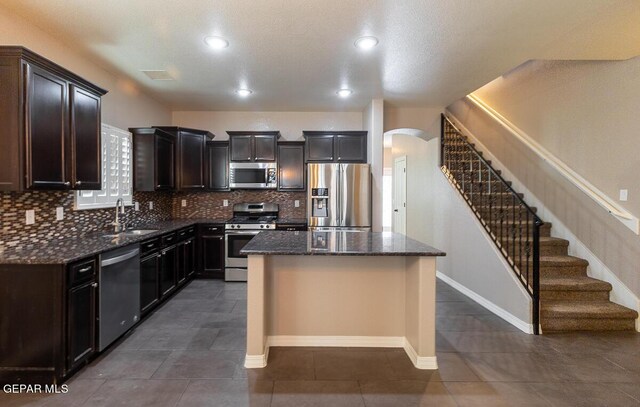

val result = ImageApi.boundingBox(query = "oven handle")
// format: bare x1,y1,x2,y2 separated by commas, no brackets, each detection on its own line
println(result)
225,231,262,236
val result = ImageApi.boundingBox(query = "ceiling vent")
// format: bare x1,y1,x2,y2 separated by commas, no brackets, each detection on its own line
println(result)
141,70,174,80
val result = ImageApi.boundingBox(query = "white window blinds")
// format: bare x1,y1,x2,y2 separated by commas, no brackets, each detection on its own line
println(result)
75,124,133,210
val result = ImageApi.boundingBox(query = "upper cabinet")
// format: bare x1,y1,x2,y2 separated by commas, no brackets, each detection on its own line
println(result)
154,127,214,191
206,141,229,191
227,131,279,162
131,127,214,192
303,131,368,163
0,47,107,191
277,141,305,191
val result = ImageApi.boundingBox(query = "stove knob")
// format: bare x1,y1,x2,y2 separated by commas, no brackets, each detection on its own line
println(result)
260,225,264,229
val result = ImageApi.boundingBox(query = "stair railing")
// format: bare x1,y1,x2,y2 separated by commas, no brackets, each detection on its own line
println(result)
440,114,542,334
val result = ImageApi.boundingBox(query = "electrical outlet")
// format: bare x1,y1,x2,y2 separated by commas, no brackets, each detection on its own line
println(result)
149,201,154,210
25,210,35,225
55,207,64,221
294,200,300,208
181,199,187,207
620,189,628,201
223,199,229,207
134,202,140,211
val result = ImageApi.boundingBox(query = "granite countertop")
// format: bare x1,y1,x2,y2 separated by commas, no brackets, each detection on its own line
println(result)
275,218,308,225
0,218,228,265
240,230,446,256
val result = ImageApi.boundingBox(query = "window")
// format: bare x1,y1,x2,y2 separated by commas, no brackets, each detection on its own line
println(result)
75,124,132,210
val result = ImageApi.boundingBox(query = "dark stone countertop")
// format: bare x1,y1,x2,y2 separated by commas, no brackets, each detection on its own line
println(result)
240,230,446,256
0,218,228,265
275,218,308,225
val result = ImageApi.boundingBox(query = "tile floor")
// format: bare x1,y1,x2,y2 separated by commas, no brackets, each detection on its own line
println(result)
2,279,640,406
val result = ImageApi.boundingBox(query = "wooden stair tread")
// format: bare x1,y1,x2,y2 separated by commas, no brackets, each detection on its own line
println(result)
538,255,589,267
541,301,638,319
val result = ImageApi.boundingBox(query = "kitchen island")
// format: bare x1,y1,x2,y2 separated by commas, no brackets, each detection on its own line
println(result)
240,230,445,370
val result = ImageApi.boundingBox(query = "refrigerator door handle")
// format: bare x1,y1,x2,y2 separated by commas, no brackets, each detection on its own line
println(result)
337,164,341,226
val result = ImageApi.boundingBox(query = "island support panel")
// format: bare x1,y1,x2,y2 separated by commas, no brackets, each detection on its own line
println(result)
245,255,438,369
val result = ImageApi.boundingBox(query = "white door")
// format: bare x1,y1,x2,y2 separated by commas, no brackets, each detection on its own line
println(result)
393,156,407,235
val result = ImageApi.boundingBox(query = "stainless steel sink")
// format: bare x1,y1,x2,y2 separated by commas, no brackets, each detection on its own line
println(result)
102,229,158,238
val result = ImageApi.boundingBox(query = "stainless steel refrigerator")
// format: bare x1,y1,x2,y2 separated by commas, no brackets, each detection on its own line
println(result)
307,163,371,230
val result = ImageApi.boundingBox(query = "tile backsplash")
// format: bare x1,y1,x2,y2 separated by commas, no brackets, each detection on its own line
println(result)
1,189,306,248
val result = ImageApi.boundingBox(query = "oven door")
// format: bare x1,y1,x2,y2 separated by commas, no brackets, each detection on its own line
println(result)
225,230,260,268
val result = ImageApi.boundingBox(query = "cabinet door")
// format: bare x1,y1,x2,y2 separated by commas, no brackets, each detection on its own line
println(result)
25,64,69,189
305,135,334,162
336,134,367,163
278,143,305,191
155,133,175,190
230,135,253,162
140,253,160,314
67,280,97,371
176,241,187,286
185,239,196,278
254,135,276,162
159,245,177,297
201,235,224,278
206,142,229,190
179,132,205,190
69,85,101,190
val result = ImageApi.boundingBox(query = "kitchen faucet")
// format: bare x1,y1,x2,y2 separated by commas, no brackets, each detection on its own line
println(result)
112,198,126,233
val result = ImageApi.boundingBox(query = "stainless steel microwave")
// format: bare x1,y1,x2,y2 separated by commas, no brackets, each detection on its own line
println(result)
229,162,277,189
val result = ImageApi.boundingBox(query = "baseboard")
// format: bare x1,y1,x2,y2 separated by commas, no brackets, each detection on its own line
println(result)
267,335,405,348
403,338,438,370
446,108,640,333
244,346,270,369
437,271,534,334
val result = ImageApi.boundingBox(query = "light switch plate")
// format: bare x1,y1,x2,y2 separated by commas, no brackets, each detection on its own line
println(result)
620,189,628,201
294,200,300,208
181,199,187,207
55,207,64,221
149,201,154,210
25,210,35,225
223,199,229,207
134,202,140,211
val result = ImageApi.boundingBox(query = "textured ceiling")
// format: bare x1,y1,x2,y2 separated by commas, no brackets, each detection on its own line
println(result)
2,0,639,111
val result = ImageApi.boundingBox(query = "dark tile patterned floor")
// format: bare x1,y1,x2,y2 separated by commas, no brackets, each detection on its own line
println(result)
2,279,640,406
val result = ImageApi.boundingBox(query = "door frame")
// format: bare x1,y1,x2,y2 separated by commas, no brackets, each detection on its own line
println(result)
393,156,407,235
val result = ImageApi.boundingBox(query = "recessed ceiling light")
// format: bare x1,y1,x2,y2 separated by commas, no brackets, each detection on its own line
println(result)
236,89,252,97
354,36,378,50
204,36,229,49
337,89,353,98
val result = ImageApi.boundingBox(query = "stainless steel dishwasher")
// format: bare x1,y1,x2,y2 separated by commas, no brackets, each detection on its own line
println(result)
99,245,141,351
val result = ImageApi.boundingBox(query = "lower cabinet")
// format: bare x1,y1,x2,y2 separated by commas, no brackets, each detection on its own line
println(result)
159,245,177,298
67,278,97,372
198,224,225,279
140,252,160,315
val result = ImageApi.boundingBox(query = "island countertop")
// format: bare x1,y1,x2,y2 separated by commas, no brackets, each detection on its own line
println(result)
240,230,446,256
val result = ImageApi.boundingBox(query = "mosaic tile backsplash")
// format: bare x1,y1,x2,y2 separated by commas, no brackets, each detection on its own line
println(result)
1,189,306,248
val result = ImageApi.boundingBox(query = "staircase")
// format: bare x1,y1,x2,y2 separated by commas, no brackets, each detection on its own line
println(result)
441,115,637,333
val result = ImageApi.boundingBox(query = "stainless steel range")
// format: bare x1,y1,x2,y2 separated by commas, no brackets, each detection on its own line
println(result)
225,202,278,281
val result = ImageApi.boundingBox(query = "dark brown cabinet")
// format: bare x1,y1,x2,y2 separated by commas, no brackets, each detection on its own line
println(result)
198,224,225,279
178,238,196,283
303,131,368,163
66,257,98,373
228,131,279,162
140,252,160,315
159,244,177,297
0,47,107,192
206,141,229,190
275,223,308,231
131,128,176,191
277,141,305,191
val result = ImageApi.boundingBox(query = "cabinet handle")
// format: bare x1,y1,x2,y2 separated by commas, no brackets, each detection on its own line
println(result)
157,254,162,258
78,266,92,273
185,241,191,245
146,243,155,248
64,181,71,187
157,184,161,188
75,181,82,186
91,282,98,288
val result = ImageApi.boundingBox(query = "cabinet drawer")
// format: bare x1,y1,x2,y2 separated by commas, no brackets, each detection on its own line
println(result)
201,225,224,235
276,224,307,231
177,227,195,241
162,232,177,246
140,238,161,256
68,258,97,287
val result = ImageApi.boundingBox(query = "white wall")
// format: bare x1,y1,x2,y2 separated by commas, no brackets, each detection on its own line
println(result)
0,5,171,130
363,99,384,232
172,111,363,140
